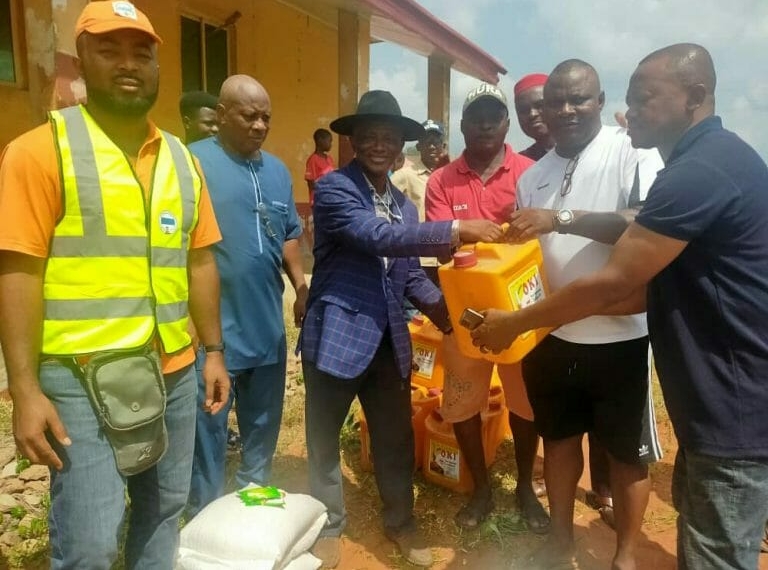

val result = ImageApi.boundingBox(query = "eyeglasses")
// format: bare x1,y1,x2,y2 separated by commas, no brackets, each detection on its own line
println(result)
560,154,580,197
257,202,278,240
249,163,278,242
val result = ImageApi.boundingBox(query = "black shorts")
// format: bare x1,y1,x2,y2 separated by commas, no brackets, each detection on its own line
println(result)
522,335,662,465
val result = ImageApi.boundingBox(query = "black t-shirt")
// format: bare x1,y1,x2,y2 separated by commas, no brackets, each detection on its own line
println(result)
636,116,768,458
519,141,550,162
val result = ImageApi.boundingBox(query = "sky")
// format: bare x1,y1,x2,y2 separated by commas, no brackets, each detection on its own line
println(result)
369,0,768,160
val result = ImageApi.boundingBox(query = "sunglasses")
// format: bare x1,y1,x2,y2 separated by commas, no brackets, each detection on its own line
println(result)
257,202,278,241
560,154,580,197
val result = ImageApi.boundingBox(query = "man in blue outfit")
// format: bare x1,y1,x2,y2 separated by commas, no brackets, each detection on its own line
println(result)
187,74,308,516
471,43,768,570
300,90,503,569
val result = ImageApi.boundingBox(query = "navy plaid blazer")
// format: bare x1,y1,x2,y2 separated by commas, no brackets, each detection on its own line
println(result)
299,159,454,380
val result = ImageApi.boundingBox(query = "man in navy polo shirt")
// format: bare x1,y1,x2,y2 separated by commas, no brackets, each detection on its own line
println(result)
469,43,768,569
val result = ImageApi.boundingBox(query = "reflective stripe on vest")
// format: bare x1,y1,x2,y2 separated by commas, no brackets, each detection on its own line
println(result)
43,105,201,356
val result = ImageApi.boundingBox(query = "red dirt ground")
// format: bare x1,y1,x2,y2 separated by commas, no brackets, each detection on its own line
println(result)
273,390,768,570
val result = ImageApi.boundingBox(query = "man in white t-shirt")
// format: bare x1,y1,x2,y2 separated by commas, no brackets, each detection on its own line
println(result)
506,59,663,570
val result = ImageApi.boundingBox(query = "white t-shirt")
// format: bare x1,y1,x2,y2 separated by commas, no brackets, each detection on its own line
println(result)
516,125,663,344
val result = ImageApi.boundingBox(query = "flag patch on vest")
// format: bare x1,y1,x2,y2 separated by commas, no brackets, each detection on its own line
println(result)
159,211,178,234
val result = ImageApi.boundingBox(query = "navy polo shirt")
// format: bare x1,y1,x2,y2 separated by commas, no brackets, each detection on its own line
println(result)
190,137,302,370
636,116,768,458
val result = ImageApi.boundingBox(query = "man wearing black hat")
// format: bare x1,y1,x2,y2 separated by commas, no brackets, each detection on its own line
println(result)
300,90,501,568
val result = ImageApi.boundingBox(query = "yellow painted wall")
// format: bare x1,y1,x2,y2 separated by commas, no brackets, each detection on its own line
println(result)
247,2,340,203
3,0,341,204
2,0,54,150
0,89,35,148
143,0,340,204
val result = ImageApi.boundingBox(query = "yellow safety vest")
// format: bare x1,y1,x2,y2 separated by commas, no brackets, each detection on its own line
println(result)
43,105,201,356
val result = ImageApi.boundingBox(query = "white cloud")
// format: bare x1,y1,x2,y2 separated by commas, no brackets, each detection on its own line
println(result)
369,48,427,123
370,0,768,159
414,0,503,39
527,0,768,156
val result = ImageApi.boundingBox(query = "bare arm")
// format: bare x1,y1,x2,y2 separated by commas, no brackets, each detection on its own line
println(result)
506,207,640,245
282,238,308,327
471,223,687,352
187,246,230,414
0,251,69,469
600,285,647,315
566,208,640,244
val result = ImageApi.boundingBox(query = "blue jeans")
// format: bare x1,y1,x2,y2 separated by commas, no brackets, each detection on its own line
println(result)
673,447,768,569
188,350,286,516
40,359,196,570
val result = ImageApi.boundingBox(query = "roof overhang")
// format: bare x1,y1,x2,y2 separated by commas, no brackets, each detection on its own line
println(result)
362,0,506,84
277,0,506,84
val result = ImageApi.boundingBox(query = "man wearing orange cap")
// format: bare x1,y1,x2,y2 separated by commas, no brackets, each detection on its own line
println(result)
0,2,229,567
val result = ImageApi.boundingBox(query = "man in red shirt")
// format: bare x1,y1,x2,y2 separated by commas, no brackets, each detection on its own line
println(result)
304,128,335,206
514,73,554,161
425,83,549,533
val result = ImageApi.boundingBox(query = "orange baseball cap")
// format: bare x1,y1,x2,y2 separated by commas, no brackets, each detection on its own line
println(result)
75,1,162,44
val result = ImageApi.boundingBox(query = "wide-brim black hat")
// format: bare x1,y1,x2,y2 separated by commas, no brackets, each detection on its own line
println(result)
330,90,425,141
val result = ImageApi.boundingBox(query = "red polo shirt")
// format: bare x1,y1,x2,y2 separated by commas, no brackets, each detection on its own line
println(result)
425,144,533,224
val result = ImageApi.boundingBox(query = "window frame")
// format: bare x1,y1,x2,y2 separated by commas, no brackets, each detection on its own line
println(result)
179,10,234,94
0,0,27,88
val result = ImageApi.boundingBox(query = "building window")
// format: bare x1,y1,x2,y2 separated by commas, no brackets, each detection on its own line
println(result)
180,15,230,94
0,0,18,84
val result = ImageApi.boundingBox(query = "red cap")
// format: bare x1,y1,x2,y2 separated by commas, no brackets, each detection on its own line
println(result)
76,1,162,44
452,250,477,269
514,73,548,96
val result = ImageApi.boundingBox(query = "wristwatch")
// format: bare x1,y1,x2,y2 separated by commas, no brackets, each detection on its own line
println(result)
204,342,226,353
553,209,574,234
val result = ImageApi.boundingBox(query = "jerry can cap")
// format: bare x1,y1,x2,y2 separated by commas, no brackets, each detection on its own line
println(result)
453,250,477,268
